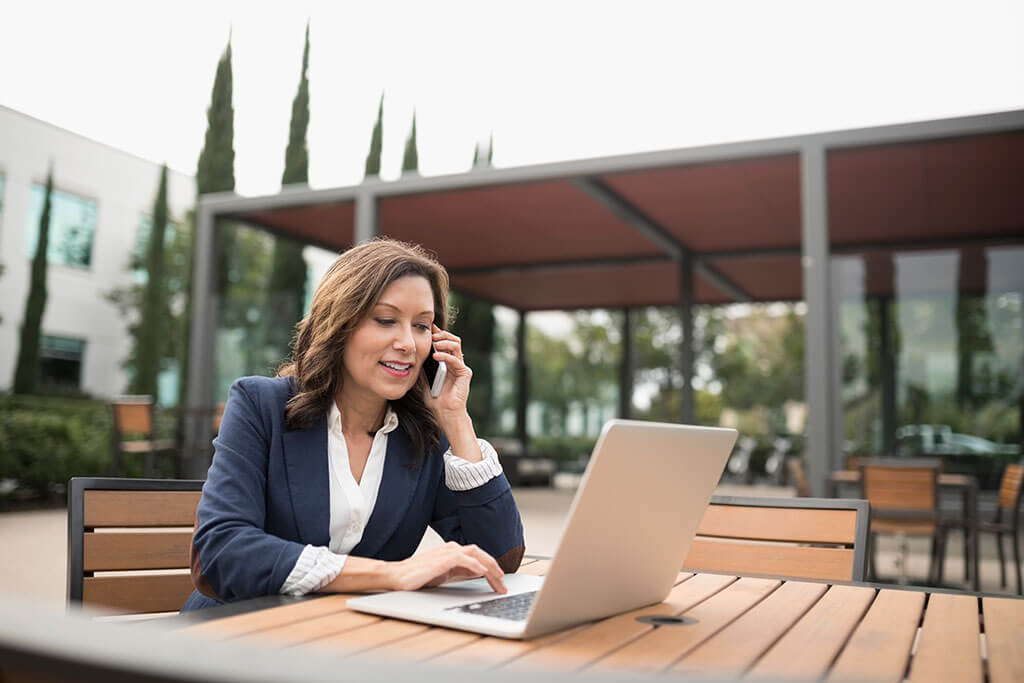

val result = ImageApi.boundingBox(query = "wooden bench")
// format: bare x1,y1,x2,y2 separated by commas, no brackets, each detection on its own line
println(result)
684,495,870,582
67,477,203,615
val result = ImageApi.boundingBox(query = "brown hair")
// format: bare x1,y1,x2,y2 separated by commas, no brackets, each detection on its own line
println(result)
277,238,450,460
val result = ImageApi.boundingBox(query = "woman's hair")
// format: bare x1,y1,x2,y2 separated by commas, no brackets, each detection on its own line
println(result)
277,238,450,461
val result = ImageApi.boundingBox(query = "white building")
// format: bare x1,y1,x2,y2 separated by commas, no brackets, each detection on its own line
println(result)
0,105,195,400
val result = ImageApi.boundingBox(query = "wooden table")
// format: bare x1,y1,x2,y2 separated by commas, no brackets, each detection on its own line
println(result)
177,558,1024,682
829,469,980,591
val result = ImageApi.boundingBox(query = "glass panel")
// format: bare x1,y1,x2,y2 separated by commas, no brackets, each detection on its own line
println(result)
24,184,97,267
0,172,6,232
836,244,1023,486
214,222,276,403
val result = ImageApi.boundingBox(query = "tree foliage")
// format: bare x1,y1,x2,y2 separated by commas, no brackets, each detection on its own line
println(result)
180,37,236,410
402,111,418,173
13,167,53,394
364,93,383,178
449,292,497,434
266,23,311,361
131,165,170,400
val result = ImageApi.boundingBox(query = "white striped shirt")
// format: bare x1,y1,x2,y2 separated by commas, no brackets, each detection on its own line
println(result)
280,404,503,596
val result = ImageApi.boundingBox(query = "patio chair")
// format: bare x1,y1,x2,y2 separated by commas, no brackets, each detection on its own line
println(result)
109,396,175,477
67,477,203,615
682,495,870,582
975,462,1024,594
859,457,943,584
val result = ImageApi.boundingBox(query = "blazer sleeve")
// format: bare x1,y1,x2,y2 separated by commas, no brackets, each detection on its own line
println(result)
429,446,526,573
189,380,306,602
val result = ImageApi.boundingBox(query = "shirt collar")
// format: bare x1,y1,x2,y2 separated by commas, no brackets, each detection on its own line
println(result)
328,401,400,435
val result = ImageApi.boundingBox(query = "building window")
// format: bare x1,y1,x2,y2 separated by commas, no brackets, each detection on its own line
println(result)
24,184,97,268
39,335,86,391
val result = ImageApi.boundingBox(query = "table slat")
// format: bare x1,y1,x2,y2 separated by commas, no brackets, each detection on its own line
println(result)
359,626,480,662
300,619,429,654
672,580,828,677
429,573,693,670
827,589,924,683
747,584,875,680
516,560,551,576
243,608,379,647
588,576,777,674
179,595,354,639
427,624,585,670
908,593,982,683
509,573,737,672
983,596,1024,683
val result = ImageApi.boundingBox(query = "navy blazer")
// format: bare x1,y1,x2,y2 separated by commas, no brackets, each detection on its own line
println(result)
182,376,525,611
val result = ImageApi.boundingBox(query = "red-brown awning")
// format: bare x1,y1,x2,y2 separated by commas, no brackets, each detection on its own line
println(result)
231,126,1024,310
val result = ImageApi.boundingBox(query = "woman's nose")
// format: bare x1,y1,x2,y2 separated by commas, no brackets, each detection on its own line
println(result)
393,324,415,353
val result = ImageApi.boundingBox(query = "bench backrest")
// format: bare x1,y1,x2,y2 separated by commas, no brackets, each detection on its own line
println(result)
68,477,203,615
683,495,870,582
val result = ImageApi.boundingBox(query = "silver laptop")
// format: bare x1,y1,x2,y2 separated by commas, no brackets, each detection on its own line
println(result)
347,419,737,639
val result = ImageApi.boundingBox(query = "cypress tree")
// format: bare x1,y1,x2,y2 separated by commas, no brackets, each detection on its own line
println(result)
179,37,236,411
196,40,236,195
402,110,418,173
131,164,169,400
13,166,53,394
266,23,311,359
364,93,384,178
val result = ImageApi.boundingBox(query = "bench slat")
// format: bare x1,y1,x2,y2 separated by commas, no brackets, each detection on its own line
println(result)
82,574,194,614
84,490,201,527
84,532,192,571
683,538,856,582
698,505,858,544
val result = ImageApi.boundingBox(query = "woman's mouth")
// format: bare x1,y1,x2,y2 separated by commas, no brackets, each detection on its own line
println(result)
379,361,412,378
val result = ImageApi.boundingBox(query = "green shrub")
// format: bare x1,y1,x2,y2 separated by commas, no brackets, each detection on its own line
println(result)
529,435,597,463
0,394,116,499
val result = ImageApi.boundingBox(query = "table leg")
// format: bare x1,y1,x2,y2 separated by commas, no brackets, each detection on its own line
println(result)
968,481,979,592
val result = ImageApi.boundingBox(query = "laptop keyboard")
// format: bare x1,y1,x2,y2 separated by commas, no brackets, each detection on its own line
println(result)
448,590,538,621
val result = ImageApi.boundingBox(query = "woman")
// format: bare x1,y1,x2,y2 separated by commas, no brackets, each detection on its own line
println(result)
182,239,524,611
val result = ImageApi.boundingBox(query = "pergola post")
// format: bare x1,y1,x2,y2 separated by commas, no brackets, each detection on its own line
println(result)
801,144,838,496
679,255,695,424
879,296,897,454
183,204,219,479
619,308,633,419
355,189,377,243
516,310,529,454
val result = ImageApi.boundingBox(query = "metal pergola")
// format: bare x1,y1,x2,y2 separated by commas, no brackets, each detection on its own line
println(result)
184,109,1024,492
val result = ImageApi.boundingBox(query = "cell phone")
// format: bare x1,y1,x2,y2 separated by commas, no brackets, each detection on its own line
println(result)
423,345,447,398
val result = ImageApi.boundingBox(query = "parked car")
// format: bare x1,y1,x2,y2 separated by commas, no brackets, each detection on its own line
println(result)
895,424,1020,457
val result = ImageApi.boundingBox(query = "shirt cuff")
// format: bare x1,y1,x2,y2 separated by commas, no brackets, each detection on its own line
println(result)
444,438,504,490
280,545,347,596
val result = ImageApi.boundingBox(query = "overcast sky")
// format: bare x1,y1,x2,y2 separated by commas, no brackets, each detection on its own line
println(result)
2,0,1022,197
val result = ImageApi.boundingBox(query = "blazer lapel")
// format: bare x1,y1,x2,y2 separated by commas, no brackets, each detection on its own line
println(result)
283,416,330,546
353,427,421,557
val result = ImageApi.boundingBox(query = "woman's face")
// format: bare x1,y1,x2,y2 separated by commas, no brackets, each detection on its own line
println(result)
340,275,436,403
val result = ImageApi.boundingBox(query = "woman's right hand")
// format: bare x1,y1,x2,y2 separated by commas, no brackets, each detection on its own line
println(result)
389,542,507,594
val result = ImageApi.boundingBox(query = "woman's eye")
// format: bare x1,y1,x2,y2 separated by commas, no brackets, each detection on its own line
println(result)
375,318,395,326
415,323,431,332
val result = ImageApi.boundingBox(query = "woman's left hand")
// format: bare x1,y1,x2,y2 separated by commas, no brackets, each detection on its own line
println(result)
425,324,472,418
